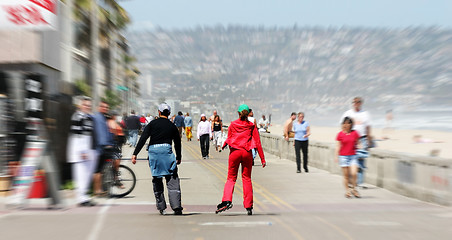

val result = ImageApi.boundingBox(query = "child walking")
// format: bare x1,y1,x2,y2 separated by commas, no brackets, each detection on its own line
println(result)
335,117,361,198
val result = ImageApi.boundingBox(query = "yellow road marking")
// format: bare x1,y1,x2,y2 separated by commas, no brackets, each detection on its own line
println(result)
182,141,353,240
183,142,266,211
314,216,354,240
207,160,271,211
271,217,306,240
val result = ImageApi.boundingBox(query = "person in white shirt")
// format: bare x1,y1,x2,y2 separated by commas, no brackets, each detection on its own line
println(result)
340,97,372,188
258,115,269,132
247,108,257,126
247,109,258,164
197,114,212,159
145,114,153,124
67,96,97,207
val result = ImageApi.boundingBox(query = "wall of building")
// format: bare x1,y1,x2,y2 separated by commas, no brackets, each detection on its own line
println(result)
0,31,41,63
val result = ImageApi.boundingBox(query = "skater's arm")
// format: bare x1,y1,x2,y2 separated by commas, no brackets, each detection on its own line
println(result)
252,126,266,168
173,125,182,164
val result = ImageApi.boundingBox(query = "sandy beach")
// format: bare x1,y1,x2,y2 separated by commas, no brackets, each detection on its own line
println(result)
267,124,452,159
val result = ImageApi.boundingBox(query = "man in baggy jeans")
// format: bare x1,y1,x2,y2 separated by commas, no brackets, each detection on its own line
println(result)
131,103,183,215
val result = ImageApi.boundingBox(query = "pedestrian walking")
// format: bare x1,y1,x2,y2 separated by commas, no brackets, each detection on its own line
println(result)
120,112,128,143
209,110,221,146
211,115,223,152
139,114,147,131
67,96,97,206
293,112,310,173
216,104,266,216
340,97,372,188
209,110,221,122
174,111,185,138
125,110,141,147
247,108,257,126
247,108,258,164
145,114,153,124
92,101,115,197
197,114,212,159
131,103,183,215
335,117,361,198
184,112,193,141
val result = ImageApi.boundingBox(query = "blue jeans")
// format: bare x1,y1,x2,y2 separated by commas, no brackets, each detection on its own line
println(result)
356,137,369,185
339,155,358,167
128,129,138,147
357,159,366,185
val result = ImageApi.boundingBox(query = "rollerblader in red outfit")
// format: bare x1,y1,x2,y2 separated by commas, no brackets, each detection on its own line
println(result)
216,104,266,215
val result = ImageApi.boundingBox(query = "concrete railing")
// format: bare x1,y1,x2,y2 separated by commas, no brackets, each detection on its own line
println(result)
260,133,452,206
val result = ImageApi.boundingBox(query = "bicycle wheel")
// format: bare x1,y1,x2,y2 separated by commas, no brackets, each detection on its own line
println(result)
109,165,136,198
101,162,115,195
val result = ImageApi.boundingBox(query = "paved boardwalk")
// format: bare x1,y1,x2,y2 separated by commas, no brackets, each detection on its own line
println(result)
1,139,452,240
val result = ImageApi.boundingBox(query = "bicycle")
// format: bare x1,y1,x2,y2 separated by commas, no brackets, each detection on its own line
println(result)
101,147,136,198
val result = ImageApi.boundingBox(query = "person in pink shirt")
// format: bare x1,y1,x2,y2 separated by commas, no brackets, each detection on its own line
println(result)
335,117,361,198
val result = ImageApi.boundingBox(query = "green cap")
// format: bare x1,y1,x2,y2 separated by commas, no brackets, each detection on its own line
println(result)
237,104,249,113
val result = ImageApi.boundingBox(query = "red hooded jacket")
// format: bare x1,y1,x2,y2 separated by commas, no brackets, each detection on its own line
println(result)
223,118,266,165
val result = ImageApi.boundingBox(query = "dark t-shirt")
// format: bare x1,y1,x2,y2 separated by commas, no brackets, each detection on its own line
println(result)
125,115,141,130
174,115,185,127
213,122,221,131
133,117,181,159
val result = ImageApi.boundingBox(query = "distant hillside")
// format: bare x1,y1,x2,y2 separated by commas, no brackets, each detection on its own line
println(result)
127,26,452,122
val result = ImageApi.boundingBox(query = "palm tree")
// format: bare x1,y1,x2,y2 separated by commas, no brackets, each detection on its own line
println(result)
122,53,141,112
73,0,130,47
71,0,133,105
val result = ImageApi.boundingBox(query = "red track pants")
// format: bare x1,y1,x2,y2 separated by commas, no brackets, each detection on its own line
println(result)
221,148,253,208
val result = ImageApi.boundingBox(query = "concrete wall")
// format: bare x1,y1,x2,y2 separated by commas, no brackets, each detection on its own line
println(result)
260,133,452,206
0,31,41,63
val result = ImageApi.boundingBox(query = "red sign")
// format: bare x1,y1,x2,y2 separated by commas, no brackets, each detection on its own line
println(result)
29,0,56,14
3,5,48,25
0,0,57,30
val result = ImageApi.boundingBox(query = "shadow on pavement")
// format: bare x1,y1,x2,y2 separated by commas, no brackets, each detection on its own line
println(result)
218,212,280,217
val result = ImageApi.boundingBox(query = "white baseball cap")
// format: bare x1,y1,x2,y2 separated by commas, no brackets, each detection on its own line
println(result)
158,103,171,113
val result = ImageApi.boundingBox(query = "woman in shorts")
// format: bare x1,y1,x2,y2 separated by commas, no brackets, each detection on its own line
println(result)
335,117,361,198
211,115,223,152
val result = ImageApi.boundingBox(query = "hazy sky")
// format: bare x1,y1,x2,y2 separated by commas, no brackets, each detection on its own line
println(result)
120,0,452,30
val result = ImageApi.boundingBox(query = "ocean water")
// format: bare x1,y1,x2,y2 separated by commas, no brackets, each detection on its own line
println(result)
308,108,452,132
372,111,452,132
